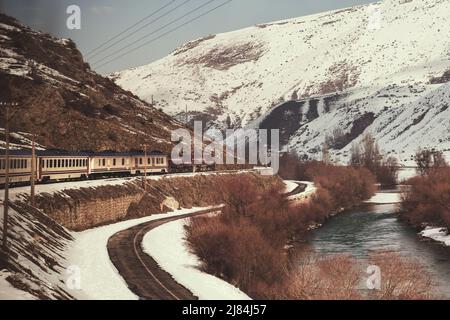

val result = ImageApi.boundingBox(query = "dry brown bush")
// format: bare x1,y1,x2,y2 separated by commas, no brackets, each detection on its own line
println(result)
367,252,434,300
401,167,450,229
287,253,362,300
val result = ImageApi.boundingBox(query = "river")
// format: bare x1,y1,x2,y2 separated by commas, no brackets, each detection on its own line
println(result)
309,188,450,298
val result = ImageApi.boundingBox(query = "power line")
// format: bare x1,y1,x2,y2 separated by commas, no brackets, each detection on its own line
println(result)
92,0,219,66
86,0,179,57
88,0,194,60
93,0,231,69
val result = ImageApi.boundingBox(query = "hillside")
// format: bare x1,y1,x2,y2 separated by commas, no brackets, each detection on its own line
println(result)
112,0,450,163
0,13,184,152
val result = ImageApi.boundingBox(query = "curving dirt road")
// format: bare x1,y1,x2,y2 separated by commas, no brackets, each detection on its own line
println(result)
107,208,218,300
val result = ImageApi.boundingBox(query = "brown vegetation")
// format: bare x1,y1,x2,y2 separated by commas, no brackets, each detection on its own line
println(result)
367,252,434,300
187,161,376,298
349,133,399,186
401,167,450,229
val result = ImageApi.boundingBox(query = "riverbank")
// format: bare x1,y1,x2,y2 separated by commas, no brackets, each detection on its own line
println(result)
309,191,450,298
186,165,376,299
399,167,450,248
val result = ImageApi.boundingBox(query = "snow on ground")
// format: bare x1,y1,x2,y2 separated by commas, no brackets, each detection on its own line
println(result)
142,218,251,300
397,168,418,183
365,192,402,204
0,271,36,300
283,180,298,193
2,170,255,202
301,181,316,196
420,227,450,247
286,181,316,202
66,207,220,300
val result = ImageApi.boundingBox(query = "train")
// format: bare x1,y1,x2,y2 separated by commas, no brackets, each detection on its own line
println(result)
0,149,172,186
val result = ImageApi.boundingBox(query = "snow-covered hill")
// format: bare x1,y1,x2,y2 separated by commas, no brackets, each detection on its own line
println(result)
0,13,184,153
112,0,450,163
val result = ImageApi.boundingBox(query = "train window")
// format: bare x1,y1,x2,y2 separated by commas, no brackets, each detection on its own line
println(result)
23,159,27,169
113,159,116,166
0,159,4,170
102,159,106,166
122,158,125,166
139,158,143,165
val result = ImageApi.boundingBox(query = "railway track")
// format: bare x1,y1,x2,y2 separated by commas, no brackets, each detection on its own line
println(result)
107,180,307,300
107,208,220,300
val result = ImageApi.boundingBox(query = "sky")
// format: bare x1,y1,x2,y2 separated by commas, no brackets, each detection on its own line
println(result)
0,0,375,74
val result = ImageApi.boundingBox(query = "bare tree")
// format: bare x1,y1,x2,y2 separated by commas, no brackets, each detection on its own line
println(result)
415,149,448,176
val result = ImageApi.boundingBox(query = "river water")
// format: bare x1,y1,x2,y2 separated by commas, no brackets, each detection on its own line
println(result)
309,189,450,298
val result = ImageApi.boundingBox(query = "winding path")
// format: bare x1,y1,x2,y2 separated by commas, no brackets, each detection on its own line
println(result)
107,208,217,300
106,181,309,300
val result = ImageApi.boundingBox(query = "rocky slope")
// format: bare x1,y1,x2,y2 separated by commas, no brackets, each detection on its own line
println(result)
0,13,184,152
112,0,450,163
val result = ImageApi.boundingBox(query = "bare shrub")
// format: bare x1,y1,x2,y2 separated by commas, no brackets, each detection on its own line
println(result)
415,149,448,176
401,167,450,229
287,253,362,300
367,252,434,300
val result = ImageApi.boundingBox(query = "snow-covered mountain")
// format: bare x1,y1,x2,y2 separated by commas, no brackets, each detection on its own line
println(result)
112,0,450,163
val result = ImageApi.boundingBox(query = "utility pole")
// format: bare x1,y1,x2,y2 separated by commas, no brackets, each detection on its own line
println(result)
30,134,36,207
1,101,19,252
140,144,149,192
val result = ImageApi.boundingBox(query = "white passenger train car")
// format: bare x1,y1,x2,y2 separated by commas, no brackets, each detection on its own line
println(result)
131,150,168,174
0,150,35,185
38,150,89,182
88,152,133,178
0,149,169,186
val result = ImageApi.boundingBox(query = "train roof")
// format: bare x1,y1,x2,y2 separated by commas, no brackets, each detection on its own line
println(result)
0,149,168,157
0,149,33,156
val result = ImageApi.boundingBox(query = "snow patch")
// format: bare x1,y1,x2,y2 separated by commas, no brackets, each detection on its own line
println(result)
365,192,402,204
420,227,450,247
142,218,251,300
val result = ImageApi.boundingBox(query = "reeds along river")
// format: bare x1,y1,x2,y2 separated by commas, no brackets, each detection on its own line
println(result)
307,188,450,298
